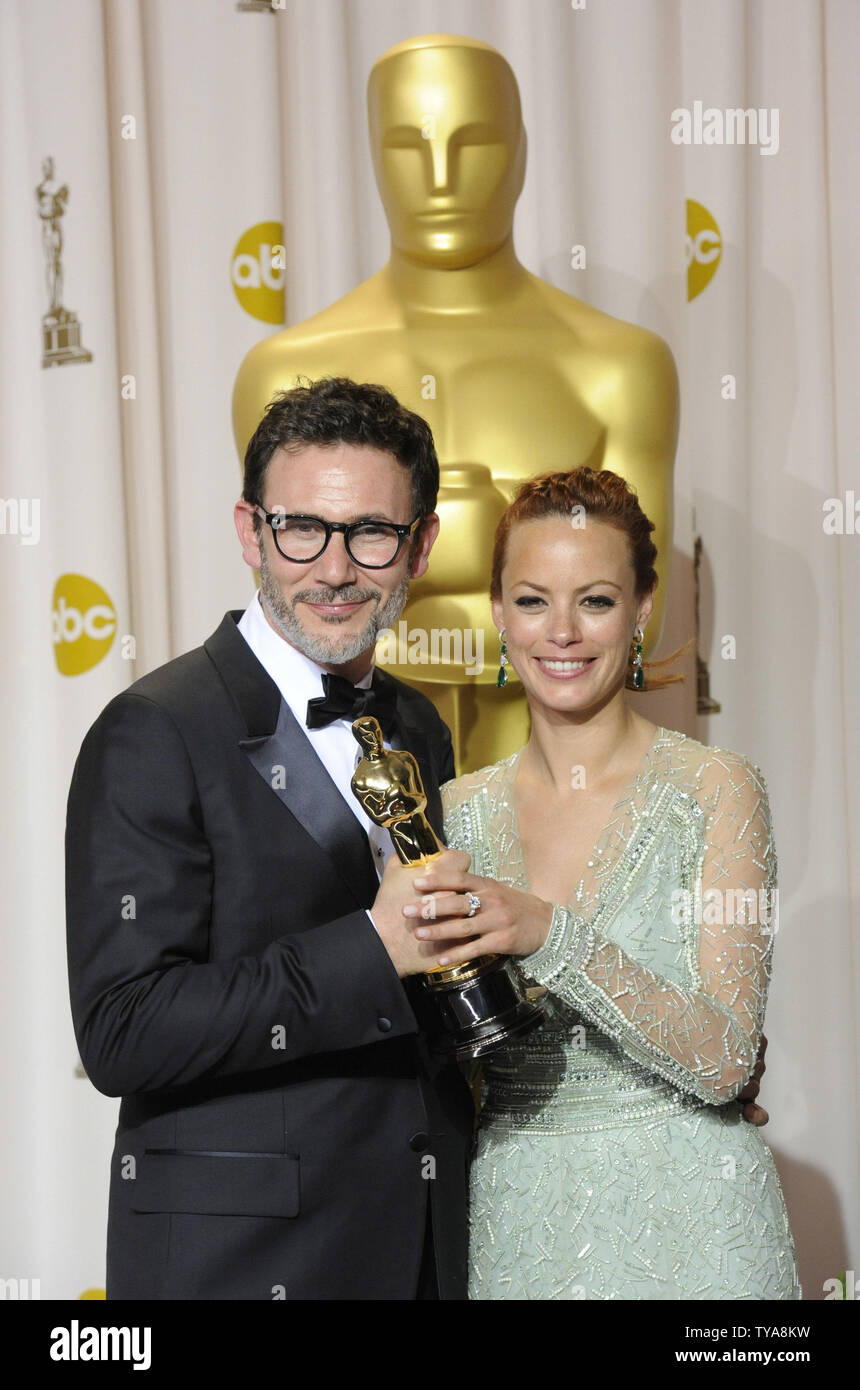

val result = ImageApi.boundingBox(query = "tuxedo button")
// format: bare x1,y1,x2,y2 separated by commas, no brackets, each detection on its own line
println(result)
377,1016,392,1032
409,1131,430,1152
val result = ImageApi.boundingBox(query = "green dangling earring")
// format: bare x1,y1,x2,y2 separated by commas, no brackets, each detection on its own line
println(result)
631,625,644,690
497,629,509,688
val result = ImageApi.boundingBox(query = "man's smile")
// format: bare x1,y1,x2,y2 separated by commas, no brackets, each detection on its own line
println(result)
301,597,375,619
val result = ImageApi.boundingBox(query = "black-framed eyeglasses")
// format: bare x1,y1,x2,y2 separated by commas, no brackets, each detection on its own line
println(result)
254,506,423,568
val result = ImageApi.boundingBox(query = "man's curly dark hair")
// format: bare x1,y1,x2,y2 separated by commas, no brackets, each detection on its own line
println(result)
242,377,439,533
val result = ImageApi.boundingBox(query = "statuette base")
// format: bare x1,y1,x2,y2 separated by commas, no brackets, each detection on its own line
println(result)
423,955,546,1061
42,309,92,368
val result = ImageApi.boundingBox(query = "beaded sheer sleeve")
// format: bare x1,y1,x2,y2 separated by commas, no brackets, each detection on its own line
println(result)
441,736,778,1108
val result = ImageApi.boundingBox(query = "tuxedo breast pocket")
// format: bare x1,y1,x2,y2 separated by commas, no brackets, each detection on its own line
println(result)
133,1150,300,1218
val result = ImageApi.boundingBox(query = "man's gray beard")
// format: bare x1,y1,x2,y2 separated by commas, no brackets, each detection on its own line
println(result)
257,540,410,668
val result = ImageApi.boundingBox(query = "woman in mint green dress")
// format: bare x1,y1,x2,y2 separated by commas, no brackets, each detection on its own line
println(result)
402,467,800,1300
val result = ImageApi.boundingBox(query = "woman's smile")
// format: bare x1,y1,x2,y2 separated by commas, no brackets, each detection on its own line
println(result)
533,656,597,679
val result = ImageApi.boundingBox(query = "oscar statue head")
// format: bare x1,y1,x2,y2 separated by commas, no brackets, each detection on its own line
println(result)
367,33,527,270
352,714,385,758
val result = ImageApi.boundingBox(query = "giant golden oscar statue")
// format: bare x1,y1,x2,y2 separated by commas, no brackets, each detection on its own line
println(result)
233,33,679,773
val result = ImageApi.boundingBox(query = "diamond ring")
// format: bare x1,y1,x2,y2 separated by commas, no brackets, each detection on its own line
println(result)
465,892,481,918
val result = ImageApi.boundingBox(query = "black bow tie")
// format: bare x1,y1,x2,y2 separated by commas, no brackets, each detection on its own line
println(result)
306,672,399,740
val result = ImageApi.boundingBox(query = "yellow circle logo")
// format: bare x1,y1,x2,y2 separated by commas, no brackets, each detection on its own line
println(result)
231,221,286,323
52,574,117,675
686,199,722,301
79,1288,106,1300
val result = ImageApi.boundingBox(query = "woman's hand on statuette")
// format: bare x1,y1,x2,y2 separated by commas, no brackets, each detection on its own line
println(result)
403,867,553,967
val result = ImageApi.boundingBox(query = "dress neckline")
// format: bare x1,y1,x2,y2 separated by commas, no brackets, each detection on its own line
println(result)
506,724,668,913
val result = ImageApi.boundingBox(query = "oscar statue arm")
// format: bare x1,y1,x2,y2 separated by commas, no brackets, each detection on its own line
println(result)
397,748,424,790
597,331,679,642
600,332,679,492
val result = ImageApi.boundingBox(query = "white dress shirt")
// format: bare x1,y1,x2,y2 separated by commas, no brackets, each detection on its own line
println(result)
237,590,396,882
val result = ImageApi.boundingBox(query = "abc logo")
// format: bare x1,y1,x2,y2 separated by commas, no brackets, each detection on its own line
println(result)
686,199,722,301
231,221,286,324
52,574,117,676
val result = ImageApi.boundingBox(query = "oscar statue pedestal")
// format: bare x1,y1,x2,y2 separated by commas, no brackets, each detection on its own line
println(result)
42,308,92,368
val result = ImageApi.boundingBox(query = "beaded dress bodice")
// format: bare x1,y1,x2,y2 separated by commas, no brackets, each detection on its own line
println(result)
441,726,777,1134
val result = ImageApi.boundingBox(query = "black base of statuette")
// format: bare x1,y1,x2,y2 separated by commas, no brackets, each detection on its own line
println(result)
423,955,546,1061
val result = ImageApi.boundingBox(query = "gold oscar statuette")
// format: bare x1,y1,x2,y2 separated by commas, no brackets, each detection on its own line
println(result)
350,715,544,1060
36,156,92,368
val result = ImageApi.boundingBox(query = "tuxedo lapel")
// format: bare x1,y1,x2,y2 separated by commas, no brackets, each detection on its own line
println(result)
204,610,281,736
205,611,379,907
240,702,380,907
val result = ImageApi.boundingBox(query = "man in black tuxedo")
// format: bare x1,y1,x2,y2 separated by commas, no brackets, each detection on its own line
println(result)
65,377,476,1300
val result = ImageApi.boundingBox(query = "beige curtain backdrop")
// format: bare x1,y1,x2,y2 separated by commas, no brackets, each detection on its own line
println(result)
1,0,856,1299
